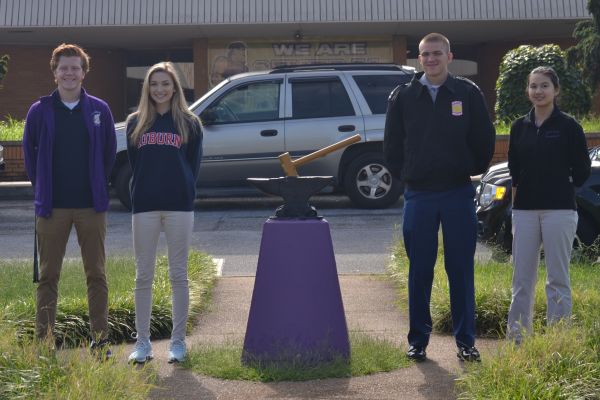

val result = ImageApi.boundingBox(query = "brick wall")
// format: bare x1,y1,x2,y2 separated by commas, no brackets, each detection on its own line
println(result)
0,45,127,122
491,133,600,165
1,142,27,181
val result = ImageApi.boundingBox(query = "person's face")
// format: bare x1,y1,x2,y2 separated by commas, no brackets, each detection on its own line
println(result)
527,73,559,109
149,71,175,112
53,56,85,93
230,48,245,63
418,41,453,81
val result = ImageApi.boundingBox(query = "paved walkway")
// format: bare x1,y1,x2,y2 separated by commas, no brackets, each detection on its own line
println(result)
115,275,498,400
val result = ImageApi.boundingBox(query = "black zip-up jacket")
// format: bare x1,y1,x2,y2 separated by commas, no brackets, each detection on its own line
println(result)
383,72,496,191
508,106,590,210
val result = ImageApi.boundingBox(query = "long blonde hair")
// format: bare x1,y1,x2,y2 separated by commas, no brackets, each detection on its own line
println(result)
128,61,199,145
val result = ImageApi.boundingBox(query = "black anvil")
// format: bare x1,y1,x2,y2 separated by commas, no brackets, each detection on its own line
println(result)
247,176,334,218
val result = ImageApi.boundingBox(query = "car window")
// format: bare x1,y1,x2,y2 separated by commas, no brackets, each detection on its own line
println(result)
291,78,354,119
353,74,412,114
202,81,280,124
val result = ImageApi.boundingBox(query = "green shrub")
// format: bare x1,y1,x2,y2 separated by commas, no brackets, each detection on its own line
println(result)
0,117,25,141
495,44,591,122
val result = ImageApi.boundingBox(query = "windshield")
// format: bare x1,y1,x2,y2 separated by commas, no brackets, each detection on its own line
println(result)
189,79,230,113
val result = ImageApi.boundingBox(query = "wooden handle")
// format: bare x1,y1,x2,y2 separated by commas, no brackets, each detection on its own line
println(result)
293,134,361,167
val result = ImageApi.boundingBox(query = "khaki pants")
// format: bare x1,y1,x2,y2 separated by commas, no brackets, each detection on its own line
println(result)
508,209,577,342
36,208,108,340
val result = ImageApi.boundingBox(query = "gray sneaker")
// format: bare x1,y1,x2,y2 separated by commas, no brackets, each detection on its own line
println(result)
128,338,153,364
168,339,186,363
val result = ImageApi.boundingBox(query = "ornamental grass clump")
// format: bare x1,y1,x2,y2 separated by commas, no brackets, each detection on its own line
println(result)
388,239,600,399
0,251,216,347
0,116,25,141
0,312,155,400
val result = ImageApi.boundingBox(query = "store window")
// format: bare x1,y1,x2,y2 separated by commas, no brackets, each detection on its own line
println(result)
126,50,194,113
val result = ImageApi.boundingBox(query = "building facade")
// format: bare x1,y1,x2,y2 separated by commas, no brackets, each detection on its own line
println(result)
0,0,593,121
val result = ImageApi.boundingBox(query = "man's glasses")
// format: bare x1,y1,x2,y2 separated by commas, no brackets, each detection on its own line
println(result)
419,51,445,58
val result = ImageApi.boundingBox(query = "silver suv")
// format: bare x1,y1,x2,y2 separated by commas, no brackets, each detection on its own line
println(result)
111,63,415,209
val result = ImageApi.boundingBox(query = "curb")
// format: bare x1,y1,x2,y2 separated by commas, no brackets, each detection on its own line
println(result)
0,181,33,200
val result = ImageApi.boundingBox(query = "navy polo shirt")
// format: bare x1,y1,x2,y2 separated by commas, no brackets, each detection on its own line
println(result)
52,95,93,208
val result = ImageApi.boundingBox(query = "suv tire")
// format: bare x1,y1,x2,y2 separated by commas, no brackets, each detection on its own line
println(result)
343,152,403,209
115,163,132,211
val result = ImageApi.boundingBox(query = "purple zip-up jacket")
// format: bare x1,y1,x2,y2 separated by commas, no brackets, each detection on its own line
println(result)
23,88,117,217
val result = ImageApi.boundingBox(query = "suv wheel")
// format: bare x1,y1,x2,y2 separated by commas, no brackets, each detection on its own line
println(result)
343,153,403,209
115,163,132,211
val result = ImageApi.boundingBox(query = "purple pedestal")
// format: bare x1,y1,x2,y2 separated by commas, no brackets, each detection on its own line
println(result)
242,218,350,364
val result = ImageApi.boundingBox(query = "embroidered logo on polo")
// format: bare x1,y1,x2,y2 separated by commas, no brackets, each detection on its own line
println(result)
92,111,101,127
451,101,463,116
138,132,182,149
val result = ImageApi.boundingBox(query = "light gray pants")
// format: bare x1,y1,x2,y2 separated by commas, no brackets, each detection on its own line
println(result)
507,209,577,341
132,211,194,342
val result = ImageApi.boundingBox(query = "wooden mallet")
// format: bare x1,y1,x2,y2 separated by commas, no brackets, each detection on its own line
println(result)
278,134,361,177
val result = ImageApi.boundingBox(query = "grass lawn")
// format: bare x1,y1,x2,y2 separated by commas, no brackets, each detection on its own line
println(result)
183,332,411,382
0,320,156,399
495,114,600,135
388,240,600,399
0,250,216,399
0,250,217,346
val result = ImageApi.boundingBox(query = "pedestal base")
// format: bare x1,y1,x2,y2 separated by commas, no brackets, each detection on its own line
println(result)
242,218,350,364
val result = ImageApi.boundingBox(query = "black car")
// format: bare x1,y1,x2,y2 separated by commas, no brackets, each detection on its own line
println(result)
0,144,4,171
475,146,600,253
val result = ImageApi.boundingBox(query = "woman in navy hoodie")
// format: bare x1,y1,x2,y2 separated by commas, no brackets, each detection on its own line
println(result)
126,62,203,363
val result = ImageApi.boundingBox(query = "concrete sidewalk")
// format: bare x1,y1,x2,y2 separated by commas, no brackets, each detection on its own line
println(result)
116,275,498,400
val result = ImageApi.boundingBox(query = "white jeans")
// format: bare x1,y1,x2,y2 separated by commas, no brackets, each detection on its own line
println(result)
132,211,194,342
508,209,577,341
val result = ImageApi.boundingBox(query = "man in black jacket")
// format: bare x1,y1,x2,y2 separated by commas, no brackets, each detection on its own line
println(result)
383,33,495,362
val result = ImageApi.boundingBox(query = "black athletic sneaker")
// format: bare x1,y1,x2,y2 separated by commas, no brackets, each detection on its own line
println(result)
457,345,481,362
406,345,427,361
90,338,112,361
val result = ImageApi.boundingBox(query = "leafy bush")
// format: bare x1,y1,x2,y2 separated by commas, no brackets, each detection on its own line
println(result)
495,44,591,122
567,0,600,93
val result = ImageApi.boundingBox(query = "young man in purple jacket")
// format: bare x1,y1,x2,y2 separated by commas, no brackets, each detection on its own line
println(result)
23,43,116,357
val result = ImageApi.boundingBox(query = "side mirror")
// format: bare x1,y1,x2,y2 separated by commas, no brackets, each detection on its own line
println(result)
200,109,217,126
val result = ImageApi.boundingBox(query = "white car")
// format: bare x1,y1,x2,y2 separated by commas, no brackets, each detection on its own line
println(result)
110,63,415,210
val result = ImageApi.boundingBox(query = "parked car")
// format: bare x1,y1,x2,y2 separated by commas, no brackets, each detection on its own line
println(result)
110,63,415,210
475,146,600,253
0,144,4,171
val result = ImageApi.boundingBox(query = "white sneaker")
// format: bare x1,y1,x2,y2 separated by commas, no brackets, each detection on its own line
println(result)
128,338,153,364
168,339,186,363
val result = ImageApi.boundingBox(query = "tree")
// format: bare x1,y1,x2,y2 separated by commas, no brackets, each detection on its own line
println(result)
495,44,591,122
0,55,8,84
567,0,600,94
